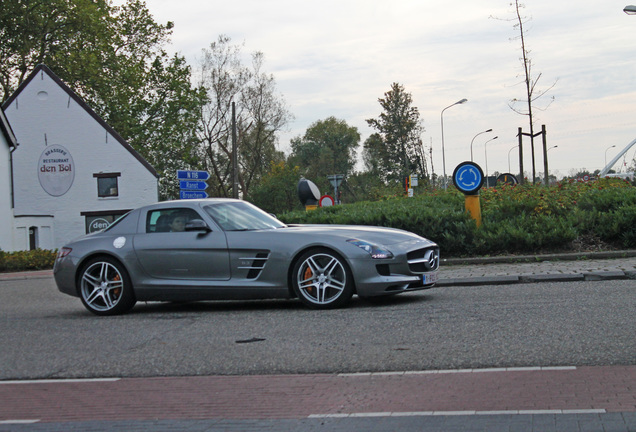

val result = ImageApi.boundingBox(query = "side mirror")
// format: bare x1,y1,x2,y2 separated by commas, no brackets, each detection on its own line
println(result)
185,219,211,232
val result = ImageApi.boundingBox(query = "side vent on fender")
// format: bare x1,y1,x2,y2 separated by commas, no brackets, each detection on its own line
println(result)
238,252,270,279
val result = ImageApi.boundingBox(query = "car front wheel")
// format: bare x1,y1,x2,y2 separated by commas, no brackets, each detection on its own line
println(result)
292,249,354,309
78,257,136,316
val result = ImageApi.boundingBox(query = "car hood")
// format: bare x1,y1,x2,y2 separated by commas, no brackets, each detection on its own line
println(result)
283,224,434,246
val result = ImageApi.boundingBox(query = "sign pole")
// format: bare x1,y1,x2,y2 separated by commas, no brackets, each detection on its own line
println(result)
452,161,485,227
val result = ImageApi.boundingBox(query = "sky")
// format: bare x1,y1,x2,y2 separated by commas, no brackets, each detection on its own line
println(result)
135,0,636,180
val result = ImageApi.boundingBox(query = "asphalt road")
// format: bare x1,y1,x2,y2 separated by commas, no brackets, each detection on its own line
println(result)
0,277,634,380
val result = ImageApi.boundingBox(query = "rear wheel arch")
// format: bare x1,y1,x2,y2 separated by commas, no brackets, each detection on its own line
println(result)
75,254,136,315
74,253,130,293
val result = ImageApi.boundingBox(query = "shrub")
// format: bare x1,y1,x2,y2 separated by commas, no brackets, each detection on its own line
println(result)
0,249,57,272
278,178,635,257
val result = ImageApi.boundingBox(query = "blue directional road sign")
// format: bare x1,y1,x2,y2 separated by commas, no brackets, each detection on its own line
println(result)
180,190,209,199
179,180,208,190
177,170,210,181
452,161,484,195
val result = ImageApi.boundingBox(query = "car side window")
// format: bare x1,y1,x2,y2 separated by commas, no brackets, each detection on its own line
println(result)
146,208,201,233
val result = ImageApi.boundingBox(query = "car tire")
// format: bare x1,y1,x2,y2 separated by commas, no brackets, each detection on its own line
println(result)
292,248,354,309
78,257,136,316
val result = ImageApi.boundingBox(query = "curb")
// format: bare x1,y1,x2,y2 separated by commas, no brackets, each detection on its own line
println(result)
0,270,53,281
442,250,636,266
438,270,636,288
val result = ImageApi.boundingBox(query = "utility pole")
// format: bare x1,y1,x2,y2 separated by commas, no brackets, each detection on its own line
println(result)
541,125,549,186
517,128,524,185
429,138,435,187
232,102,239,199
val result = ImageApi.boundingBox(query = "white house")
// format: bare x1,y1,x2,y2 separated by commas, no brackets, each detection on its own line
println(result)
2,65,158,251
0,108,18,252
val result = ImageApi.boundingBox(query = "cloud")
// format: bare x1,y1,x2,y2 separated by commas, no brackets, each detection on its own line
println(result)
135,0,636,177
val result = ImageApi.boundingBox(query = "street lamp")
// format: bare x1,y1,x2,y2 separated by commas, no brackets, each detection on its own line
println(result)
484,136,498,187
508,145,518,173
470,129,493,162
441,98,468,189
548,145,558,152
624,5,636,14
605,145,616,166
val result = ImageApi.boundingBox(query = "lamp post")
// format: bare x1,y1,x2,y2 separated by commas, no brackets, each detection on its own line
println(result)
441,98,468,189
548,145,558,152
605,145,616,166
470,129,493,162
484,136,498,187
508,145,518,173
624,5,636,14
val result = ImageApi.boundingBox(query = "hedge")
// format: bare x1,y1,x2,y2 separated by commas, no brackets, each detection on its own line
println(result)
279,178,636,257
0,249,57,272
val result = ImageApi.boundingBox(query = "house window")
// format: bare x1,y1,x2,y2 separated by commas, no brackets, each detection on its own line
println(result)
93,172,121,197
81,210,130,234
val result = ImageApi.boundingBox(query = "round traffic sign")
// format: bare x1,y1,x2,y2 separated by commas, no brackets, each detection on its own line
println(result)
452,161,484,195
496,173,518,186
319,195,335,207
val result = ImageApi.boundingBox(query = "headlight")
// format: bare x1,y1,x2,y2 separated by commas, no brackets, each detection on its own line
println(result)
347,239,394,259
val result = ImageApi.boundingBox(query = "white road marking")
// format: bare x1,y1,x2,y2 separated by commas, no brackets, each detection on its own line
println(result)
338,366,577,377
309,409,607,418
0,378,120,385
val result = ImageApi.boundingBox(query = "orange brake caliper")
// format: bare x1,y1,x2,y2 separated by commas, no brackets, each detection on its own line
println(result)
304,267,314,295
112,274,121,297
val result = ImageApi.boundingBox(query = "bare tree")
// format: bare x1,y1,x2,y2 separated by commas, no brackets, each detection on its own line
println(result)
493,1,556,183
196,36,291,197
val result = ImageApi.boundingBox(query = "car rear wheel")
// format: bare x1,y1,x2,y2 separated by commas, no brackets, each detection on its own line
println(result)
78,257,136,315
292,249,354,309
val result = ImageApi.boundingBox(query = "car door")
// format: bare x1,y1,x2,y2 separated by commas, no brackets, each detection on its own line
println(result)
132,206,231,281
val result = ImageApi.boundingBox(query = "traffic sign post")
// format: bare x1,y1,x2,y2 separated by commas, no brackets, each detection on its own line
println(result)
179,180,207,190
178,170,210,199
327,174,344,204
453,162,485,227
177,170,210,180
319,195,335,207
180,190,209,200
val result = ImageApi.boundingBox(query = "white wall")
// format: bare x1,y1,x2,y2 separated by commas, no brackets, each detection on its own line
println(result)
0,137,14,251
4,66,158,250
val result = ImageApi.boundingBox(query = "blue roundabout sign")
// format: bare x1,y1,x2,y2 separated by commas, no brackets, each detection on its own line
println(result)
453,161,485,195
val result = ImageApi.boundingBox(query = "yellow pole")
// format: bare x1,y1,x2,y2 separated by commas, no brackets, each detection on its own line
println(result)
465,195,482,227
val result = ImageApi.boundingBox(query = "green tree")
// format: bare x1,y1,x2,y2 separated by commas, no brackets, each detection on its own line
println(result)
365,83,426,183
0,0,111,101
0,0,206,200
247,160,302,214
343,171,404,203
290,116,360,191
362,133,386,176
196,36,292,198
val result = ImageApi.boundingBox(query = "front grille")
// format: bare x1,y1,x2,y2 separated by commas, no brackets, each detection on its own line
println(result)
407,247,440,273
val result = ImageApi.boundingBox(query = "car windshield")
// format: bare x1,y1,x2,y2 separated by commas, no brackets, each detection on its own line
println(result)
203,201,286,231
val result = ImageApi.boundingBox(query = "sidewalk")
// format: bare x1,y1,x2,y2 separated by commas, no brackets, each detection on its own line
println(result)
438,250,636,287
1,366,635,431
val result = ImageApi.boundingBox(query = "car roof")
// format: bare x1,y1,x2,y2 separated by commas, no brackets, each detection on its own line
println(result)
142,198,242,210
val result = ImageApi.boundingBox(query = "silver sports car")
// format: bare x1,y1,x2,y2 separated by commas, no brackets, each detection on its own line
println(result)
54,199,440,315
